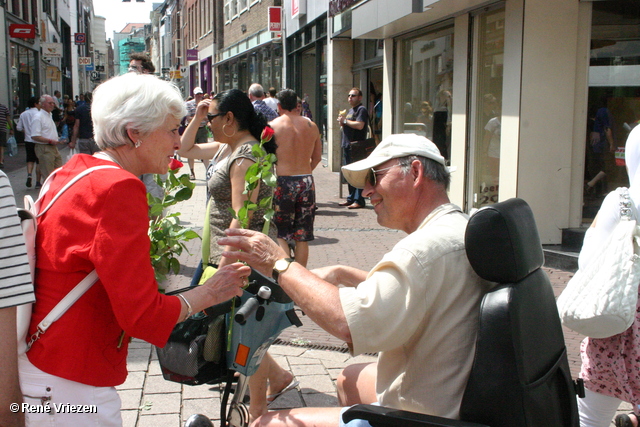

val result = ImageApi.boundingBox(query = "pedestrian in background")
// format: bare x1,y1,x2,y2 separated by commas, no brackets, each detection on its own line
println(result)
184,86,209,179
30,95,63,181
338,87,369,209
16,96,42,188
71,91,100,155
270,88,322,268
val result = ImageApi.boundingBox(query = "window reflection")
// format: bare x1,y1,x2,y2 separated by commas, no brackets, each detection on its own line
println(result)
398,26,454,161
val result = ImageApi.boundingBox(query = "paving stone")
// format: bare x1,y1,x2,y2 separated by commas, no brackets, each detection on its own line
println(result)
143,374,182,394
291,363,329,377
299,374,337,394
121,409,138,427
117,371,145,390
127,348,152,372
182,398,220,422
139,392,181,415
118,389,143,410
268,391,304,409
137,413,181,427
301,392,340,408
181,384,219,400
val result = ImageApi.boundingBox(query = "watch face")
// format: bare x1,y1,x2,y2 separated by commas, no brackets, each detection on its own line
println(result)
275,258,290,272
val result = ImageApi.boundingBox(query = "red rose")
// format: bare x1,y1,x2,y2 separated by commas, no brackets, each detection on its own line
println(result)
169,158,183,171
260,126,274,143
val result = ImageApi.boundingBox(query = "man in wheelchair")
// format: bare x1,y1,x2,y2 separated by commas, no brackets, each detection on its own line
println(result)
219,134,493,426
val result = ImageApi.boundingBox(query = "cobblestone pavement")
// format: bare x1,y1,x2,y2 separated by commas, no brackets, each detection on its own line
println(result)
5,148,628,426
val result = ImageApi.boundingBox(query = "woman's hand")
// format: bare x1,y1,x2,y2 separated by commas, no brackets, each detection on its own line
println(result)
178,262,250,324
195,98,212,121
218,229,288,277
201,262,250,302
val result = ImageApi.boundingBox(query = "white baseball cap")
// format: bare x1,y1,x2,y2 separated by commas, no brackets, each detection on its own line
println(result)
342,134,455,189
193,87,204,95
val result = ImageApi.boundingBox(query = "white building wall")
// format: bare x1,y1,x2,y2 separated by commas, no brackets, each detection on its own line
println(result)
516,0,583,243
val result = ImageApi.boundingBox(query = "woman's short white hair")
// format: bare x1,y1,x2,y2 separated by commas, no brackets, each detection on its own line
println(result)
92,73,186,150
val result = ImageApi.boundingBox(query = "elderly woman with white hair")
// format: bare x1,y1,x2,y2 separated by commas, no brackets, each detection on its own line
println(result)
18,73,250,427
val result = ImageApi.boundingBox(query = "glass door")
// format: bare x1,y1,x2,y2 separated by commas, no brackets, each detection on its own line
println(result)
583,1,640,221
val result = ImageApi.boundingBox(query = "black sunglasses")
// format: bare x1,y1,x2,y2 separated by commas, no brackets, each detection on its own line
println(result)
207,112,225,122
366,164,401,187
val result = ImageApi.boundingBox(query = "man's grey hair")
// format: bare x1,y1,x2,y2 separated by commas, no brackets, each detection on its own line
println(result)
39,94,53,105
248,83,265,99
397,155,451,190
91,73,186,150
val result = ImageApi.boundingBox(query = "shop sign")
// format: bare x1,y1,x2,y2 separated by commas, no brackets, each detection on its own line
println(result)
291,0,305,19
74,33,86,45
9,24,36,38
42,43,63,58
78,57,92,65
46,66,61,82
268,7,282,31
169,70,183,79
186,49,198,61
329,0,359,17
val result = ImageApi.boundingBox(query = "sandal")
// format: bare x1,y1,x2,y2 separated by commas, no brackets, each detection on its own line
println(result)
615,412,638,427
266,377,299,404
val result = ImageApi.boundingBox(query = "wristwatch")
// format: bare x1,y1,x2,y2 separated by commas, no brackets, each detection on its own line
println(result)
273,258,294,282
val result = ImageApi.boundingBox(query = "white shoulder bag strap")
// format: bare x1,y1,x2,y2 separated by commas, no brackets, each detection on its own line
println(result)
26,164,119,351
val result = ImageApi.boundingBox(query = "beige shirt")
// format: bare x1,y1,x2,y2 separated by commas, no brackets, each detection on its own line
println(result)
340,203,491,419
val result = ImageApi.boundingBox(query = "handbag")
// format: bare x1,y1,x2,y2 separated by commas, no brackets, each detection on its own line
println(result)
349,138,376,163
7,136,17,157
64,147,78,163
616,147,626,167
557,187,640,338
155,287,231,385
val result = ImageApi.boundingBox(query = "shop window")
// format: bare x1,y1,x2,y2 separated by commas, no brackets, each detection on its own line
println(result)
583,0,640,219
224,0,238,22
11,0,20,16
396,24,454,160
469,7,505,210
21,0,28,21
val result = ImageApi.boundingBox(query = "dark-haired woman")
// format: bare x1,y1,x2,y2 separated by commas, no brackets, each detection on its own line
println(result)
178,88,296,420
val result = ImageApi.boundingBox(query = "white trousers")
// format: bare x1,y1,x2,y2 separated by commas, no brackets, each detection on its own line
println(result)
18,354,122,427
578,388,633,427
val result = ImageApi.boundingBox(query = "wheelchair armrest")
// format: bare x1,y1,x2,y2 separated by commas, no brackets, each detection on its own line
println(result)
342,404,490,427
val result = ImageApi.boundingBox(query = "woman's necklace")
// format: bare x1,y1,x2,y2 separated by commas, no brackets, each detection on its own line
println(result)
94,151,123,168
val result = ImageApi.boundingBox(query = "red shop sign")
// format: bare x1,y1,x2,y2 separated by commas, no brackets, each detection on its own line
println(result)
9,24,36,39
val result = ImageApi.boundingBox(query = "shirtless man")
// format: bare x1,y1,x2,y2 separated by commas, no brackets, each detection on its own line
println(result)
270,89,322,267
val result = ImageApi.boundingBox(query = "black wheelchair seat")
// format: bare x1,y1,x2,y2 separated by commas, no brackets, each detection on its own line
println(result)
343,198,580,427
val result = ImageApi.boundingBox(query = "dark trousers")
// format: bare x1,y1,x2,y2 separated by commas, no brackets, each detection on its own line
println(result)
343,146,365,206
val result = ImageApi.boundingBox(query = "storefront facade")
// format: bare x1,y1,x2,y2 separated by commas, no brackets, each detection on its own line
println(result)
325,0,639,245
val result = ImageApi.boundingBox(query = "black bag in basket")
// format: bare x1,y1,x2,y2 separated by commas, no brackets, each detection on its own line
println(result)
156,291,231,385
349,137,376,163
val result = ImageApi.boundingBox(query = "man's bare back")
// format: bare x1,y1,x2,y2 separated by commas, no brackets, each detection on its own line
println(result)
271,111,322,176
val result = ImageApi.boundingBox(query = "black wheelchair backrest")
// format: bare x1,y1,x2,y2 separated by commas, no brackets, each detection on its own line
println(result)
461,198,579,427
